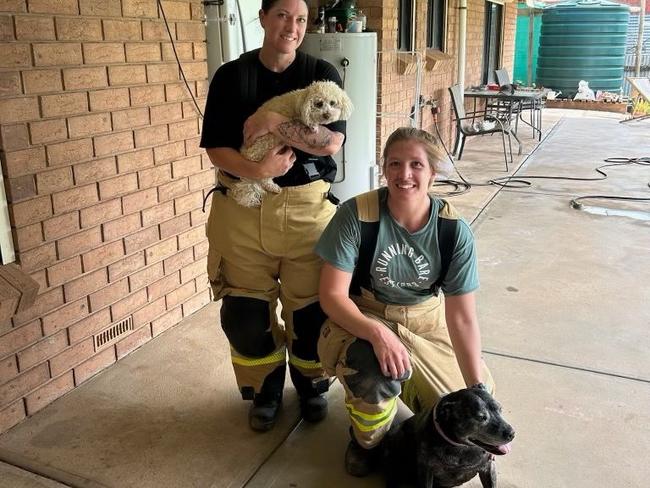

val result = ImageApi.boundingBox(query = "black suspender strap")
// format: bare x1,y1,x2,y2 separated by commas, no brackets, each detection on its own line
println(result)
430,216,457,297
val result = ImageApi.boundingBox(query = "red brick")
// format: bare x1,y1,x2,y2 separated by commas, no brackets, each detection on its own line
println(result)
116,148,154,174
0,321,42,358
180,257,205,284
25,371,74,415
153,140,185,164
142,19,172,41
159,1,190,19
79,0,121,17
122,0,157,18
182,101,203,120
110,288,147,321
176,22,204,41
29,119,67,145
17,330,67,371
108,64,146,86
14,223,44,251
67,307,111,343
182,288,210,317
174,191,202,215
164,82,189,102
134,124,170,148
52,184,98,214
6,174,36,201
144,237,177,265
150,102,183,124
82,240,124,272
12,288,63,326
0,400,26,433
0,71,21,97
151,306,182,336
74,346,115,385
68,112,112,138
0,355,18,389
55,17,102,41
62,66,107,90
107,251,145,282
30,269,47,294
130,84,166,106
41,92,88,118
83,43,125,65
125,42,160,63
115,324,151,359
1,124,29,151
146,272,179,301
146,63,179,84
193,240,209,260
89,279,128,312
157,178,188,202
49,337,93,377
47,256,82,287
33,42,82,67
163,247,193,274
159,213,190,239
43,211,80,241
64,268,108,302
36,167,74,194
193,43,207,61
29,0,78,14
162,42,193,62
18,243,57,273
124,226,159,255
80,199,122,229
41,298,88,335
4,148,46,178
138,164,171,189
74,157,117,185
98,173,139,200
184,136,202,156
132,296,165,327
94,130,134,157
189,169,215,192
102,213,140,242
0,97,39,124
180,61,207,81
178,225,205,250
57,226,102,259
122,188,158,214
0,363,49,407
0,15,13,41
0,43,31,69
165,280,195,309
129,262,163,291
171,155,202,179
169,119,199,141
47,138,94,167
88,88,130,112
103,19,142,41
11,196,52,227
112,107,150,130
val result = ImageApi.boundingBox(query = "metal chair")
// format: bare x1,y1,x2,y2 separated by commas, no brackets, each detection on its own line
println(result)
448,84,513,171
495,68,543,139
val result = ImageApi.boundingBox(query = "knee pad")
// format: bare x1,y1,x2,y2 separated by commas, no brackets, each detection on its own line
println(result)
291,301,327,360
221,296,275,357
344,340,401,404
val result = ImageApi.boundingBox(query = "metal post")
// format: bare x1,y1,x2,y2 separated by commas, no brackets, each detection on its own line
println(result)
636,0,646,77
527,8,534,85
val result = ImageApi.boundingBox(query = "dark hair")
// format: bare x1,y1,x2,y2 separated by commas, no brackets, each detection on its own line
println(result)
261,0,309,13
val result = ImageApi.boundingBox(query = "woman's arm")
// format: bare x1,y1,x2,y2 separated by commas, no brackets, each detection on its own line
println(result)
244,111,344,157
205,144,296,180
444,292,484,386
319,263,411,379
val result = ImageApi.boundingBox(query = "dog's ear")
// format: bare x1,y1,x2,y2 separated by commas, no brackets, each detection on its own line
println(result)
338,91,354,120
297,88,313,126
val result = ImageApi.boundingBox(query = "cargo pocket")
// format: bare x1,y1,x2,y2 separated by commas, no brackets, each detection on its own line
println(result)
206,248,225,301
317,319,351,378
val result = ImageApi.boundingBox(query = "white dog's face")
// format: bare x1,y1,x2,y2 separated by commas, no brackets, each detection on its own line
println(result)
300,81,353,128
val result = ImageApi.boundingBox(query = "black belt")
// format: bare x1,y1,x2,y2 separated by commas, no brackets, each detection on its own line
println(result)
202,184,340,212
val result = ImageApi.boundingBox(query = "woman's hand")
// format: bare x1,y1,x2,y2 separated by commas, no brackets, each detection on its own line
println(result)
243,111,288,145
369,325,411,380
257,144,296,179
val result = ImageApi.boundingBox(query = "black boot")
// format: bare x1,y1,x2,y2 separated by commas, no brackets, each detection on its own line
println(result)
299,394,328,423
249,392,282,432
345,430,379,477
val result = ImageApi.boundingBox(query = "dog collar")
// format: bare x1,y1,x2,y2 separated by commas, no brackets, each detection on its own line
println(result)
432,402,472,448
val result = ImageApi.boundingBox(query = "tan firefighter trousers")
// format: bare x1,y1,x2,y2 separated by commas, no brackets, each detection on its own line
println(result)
318,289,495,448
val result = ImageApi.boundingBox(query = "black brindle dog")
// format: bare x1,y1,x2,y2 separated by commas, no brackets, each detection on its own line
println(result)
382,385,515,488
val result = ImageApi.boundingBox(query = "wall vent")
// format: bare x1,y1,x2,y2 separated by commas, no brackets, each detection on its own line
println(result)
94,316,134,351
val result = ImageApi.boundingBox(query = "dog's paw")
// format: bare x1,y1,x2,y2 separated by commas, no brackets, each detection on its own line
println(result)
230,182,263,208
260,179,281,194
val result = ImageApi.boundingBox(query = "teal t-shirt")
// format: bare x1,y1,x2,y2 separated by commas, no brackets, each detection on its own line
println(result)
315,188,479,305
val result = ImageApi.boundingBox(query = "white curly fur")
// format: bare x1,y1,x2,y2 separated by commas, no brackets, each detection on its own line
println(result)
232,80,353,208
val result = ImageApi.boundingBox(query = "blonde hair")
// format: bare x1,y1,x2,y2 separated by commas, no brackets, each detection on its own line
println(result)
381,127,453,179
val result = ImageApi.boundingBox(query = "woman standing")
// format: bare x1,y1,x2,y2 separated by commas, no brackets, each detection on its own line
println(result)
200,0,346,432
316,128,494,476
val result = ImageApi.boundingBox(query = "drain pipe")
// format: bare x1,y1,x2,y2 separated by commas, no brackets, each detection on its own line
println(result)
457,0,468,96
635,0,646,77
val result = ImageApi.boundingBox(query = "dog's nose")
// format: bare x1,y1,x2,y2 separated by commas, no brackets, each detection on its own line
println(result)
322,112,330,120
502,426,515,442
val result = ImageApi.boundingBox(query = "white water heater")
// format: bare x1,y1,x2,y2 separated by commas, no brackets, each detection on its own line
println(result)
205,0,263,81
300,33,378,203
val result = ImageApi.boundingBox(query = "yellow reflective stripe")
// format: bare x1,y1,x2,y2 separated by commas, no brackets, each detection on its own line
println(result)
345,398,397,432
288,353,322,370
230,348,286,367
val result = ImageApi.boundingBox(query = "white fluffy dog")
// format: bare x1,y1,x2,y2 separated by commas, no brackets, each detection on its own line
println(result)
231,80,353,208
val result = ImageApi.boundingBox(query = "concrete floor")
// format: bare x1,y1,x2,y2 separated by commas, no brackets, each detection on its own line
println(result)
1,110,649,488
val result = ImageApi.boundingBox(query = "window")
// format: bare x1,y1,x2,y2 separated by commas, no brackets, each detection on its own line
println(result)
398,0,414,51
427,0,446,51
482,1,503,84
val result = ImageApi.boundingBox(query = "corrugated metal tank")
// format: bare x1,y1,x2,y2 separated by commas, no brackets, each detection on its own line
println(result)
537,0,630,96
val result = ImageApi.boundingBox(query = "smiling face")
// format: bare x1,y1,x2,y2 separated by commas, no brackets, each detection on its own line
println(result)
259,0,308,56
383,140,435,204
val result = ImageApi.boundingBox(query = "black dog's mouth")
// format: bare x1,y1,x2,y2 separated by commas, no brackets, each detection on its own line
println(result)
468,439,512,456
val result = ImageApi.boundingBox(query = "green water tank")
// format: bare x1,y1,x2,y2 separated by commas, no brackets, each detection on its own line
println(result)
513,4,544,85
536,0,630,96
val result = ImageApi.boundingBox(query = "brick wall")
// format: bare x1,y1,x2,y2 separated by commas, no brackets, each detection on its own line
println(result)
0,0,211,433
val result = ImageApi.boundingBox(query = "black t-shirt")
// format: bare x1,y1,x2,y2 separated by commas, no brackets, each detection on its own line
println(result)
200,50,346,187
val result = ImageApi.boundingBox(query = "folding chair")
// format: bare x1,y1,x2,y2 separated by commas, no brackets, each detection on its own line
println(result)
495,68,542,139
621,77,650,123
448,84,513,171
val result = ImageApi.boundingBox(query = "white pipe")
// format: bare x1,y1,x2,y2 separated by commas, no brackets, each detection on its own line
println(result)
457,0,467,96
